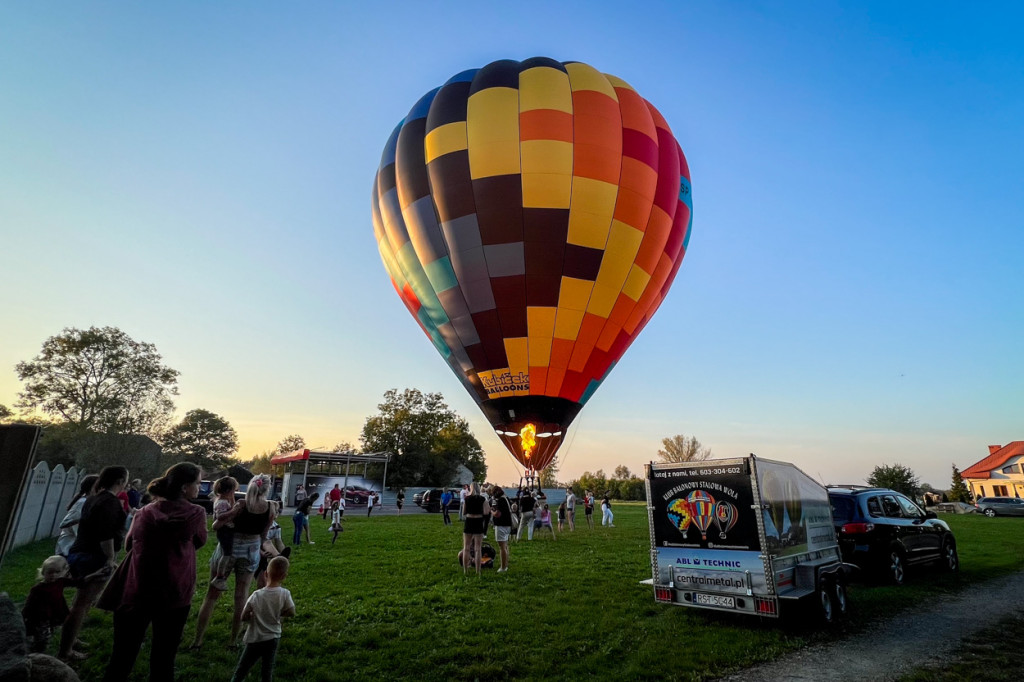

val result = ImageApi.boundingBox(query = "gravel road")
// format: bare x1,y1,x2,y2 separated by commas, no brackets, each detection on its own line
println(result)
718,570,1024,681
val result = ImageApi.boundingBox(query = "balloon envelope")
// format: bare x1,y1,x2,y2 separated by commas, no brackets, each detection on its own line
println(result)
372,58,693,471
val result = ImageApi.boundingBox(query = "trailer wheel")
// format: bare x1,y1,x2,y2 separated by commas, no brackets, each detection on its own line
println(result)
818,582,835,624
831,579,848,617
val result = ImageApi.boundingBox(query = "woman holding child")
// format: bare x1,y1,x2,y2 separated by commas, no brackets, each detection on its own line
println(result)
189,474,276,650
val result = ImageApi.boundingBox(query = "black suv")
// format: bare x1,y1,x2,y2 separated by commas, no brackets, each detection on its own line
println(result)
421,489,459,513
827,486,958,585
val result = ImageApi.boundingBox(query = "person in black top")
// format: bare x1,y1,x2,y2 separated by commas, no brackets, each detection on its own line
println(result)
292,492,318,546
517,489,537,541
461,483,490,576
396,489,405,516
490,487,513,572
59,465,129,661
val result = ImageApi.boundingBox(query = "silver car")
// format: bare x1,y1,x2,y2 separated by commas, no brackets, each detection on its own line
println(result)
976,497,1024,517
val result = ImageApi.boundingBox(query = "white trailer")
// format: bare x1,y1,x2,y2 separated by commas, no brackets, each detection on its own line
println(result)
645,454,851,622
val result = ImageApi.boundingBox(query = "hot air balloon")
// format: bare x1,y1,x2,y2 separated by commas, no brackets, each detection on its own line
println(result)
713,501,738,539
372,58,693,473
687,490,715,541
667,497,693,537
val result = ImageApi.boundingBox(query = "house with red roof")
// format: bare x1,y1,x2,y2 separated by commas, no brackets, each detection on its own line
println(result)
962,442,1024,500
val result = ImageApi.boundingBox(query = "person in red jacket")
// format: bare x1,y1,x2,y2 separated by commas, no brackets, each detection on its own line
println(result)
100,462,208,682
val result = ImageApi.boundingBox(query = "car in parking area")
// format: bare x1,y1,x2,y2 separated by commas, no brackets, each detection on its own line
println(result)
975,496,1024,517
195,480,215,513
421,488,460,513
827,486,958,585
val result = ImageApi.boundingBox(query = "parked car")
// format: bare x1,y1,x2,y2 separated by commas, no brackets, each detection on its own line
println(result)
413,490,426,507
195,480,215,514
827,486,959,585
235,483,247,502
975,497,1024,517
421,489,459,513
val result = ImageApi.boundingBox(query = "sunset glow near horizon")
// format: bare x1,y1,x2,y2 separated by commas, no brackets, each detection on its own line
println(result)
1,2,1021,488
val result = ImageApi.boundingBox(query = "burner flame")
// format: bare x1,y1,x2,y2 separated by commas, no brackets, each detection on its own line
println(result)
520,423,537,460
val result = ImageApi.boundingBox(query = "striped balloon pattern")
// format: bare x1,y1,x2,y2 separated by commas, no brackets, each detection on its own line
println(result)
372,58,693,471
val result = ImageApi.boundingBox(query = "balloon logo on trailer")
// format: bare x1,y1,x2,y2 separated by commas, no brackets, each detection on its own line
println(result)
687,490,717,540
371,57,693,475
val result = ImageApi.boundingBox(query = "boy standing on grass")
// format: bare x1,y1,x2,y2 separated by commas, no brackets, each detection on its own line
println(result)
230,556,295,682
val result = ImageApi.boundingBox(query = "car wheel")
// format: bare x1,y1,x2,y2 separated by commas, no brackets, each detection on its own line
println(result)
984,508,996,518
831,579,849,616
942,539,959,573
888,548,906,585
818,583,834,624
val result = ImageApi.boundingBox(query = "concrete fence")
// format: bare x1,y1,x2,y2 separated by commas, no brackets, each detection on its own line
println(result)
10,462,87,550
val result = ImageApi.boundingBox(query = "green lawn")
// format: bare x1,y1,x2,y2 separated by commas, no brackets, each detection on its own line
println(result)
1,507,1022,681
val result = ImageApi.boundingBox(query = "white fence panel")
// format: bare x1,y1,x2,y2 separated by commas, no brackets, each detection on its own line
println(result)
13,462,51,548
49,467,83,538
34,464,66,541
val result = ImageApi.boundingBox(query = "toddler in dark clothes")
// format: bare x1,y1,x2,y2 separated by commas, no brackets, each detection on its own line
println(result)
22,555,73,654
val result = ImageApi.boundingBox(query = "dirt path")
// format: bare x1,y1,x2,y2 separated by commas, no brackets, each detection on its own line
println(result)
718,571,1024,681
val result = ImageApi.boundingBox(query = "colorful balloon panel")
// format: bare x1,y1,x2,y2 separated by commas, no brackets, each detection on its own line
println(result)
667,498,693,536
687,490,716,539
372,58,693,470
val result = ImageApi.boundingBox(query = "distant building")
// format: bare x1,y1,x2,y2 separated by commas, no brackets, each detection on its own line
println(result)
962,442,1024,499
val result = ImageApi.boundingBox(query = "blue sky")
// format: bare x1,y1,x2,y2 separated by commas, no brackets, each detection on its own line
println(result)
2,2,1021,487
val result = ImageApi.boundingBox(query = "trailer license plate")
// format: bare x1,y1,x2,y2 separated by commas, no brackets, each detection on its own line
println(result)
695,593,735,609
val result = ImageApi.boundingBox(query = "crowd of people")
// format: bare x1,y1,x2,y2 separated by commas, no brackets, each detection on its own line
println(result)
19,467,619,676
21,464,295,681
451,483,615,575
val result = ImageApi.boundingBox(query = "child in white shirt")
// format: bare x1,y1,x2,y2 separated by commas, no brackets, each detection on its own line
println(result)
230,556,295,682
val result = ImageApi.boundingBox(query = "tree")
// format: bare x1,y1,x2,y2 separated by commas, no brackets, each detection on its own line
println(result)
360,388,486,487
657,434,712,463
245,451,275,475
569,470,609,498
949,465,971,503
867,463,921,499
614,465,631,480
15,326,179,437
0,404,12,422
538,458,560,488
161,409,239,471
275,435,306,455
331,441,357,454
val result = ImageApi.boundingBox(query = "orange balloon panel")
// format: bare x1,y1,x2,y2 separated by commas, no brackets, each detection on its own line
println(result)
372,58,693,470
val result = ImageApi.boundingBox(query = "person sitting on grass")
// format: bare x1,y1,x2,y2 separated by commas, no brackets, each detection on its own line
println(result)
211,476,239,592
22,555,73,654
230,556,295,682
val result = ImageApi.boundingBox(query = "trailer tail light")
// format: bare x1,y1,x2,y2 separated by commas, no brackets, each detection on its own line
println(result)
841,522,875,534
754,597,777,615
654,586,673,603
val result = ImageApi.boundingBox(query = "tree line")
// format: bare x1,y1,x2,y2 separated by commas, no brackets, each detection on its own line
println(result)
0,327,981,500
1,327,486,486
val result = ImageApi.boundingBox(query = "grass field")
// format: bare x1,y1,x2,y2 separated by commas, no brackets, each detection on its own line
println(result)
1,506,1022,681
